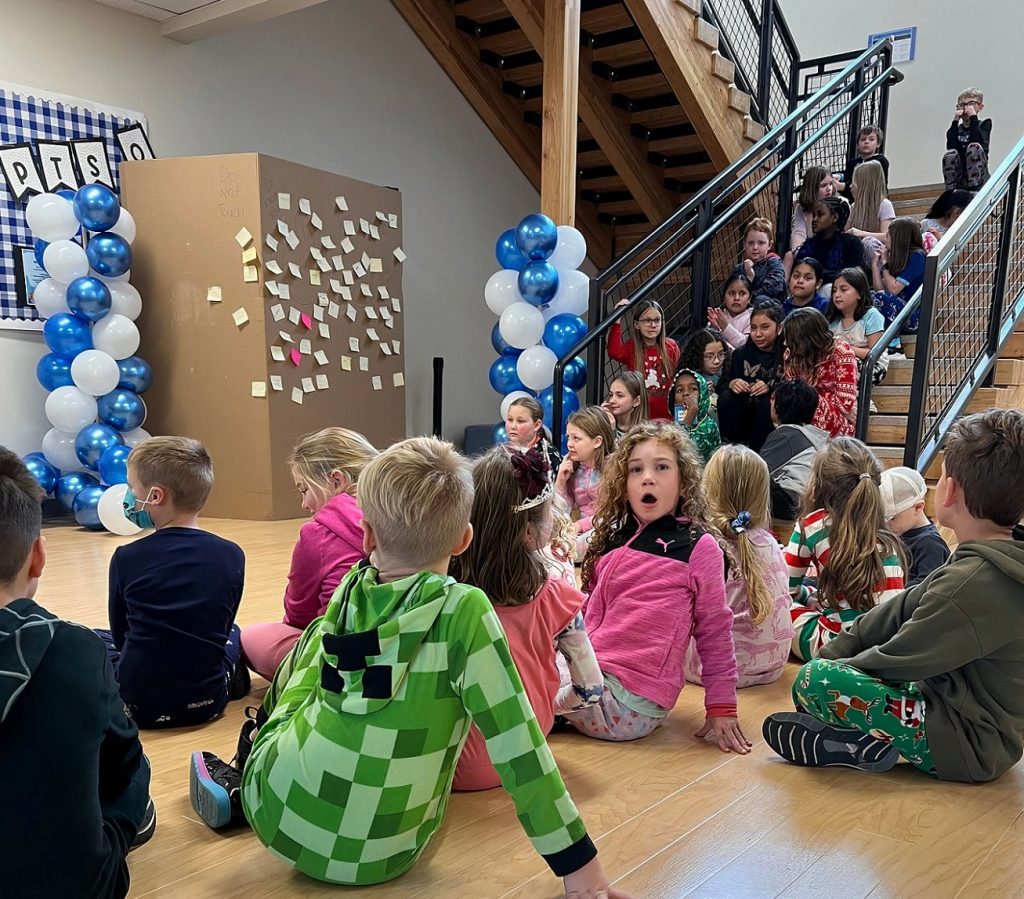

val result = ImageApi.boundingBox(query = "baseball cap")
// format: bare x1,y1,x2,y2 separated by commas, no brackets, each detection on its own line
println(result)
880,466,927,520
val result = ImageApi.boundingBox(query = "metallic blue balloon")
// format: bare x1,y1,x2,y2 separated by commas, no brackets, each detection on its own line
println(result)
24,456,59,495
563,355,587,391
36,353,74,391
55,471,100,511
491,422,509,445
73,183,121,232
489,356,528,395
43,312,93,357
538,385,581,430
86,233,132,277
73,484,106,530
495,228,529,271
543,313,588,358
66,276,112,323
34,239,49,269
75,424,124,470
517,261,559,307
98,389,147,432
515,213,558,261
490,322,521,357
116,355,153,393
98,444,132,485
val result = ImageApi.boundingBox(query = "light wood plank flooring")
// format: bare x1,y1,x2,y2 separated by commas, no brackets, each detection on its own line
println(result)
38,518,1024,898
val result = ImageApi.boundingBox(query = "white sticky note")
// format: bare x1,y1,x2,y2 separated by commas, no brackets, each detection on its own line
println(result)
271,303,285,322
393,247,406,263
343,220,356,236
310,246,323,260
243,265,258,283
318,292,329,305
299,198,311,215
371,375,382,391
375,211,387,222
381,343,392,356
207,286,222,303
321,236,336,249
291,387,303,405
388,213,398,229
265,234,279,252
251,380,266,398
341,237,355,254
335,196,348,212
266,280,280,297
340,355,352,371
392,297,401,313
360,284,372,298
301,377,314,393
311,213,323,230
365,306,378,320
310,270,321,287
392,340,401,354
241,246,257,264
349,336,360,352
270,345,285,362
329,279,342,293
359,356,369,372
288,262,301,278
277,219,289,236
367,328,379,342
328,302,339,319
317,258,331,273
346,304,357,321
360,218,370,234
278,283,291,301
299,339,312,355
286,231,300,250
279,330,293,343
319,323,330,340
385,318,394,330
313,306,325,322
343,271,355,286
278,193,291,210
370,224,380,241
266,260,283,275
270,375,283,391
353,263,366,278
361,252,371,269
369,258,383,273
314,350,329,366
232,307,249,327
316,374,329,390
235,227,253,248
378,286,389,299
288,307,301,325
340,286,353,301
331,255,344,271
393,372,405,387
379,306,391,321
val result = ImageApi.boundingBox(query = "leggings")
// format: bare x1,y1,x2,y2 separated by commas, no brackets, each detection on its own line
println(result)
558,657,663,741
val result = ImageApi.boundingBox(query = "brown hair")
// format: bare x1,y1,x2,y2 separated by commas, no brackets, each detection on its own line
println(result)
797,165,832,212
508,396,550,445
566,405,616,473
627,299,673,387
944,408,1024,527
610,372,649,428
288,427,378,510
744,216,775,243
803,437,906,611
781,307,835,384
129,436,214,514
848,160,889,233
886,217,925,278
0,447,43,583
858,124,884,145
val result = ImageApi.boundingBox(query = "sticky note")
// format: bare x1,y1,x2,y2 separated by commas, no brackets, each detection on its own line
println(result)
393,247,406,263
344,220,356,236
353,263,366,278
310,246,323,260
290,348,301,366
388,213,398,229
385,318,394,330
331,255,344,271
266,260,282,275
278,283,291,301
266,281,280,297
392,298,401,313
314,350,329,365
370,225,380,240
286,231,300,250
270,345,285,362
360,284,372,298
311,213,323,230
341,237,354,254
328,302,339,319
361,252,371,269
319,323,330,340
375,211,387,222
270,375,283,391
251,381,266,397
265,234,279,251
318,292,329,305
359,218,370,234
316,374,329,390
321,236,335,249
299,198,311,215
335,196,348,212
299,338,312,355
302,377,314,393
343,271,355,286
380,306,391,321
359,356,369,372
207,286,222,303
277,219,289,236
349,336,360,352
288,307,301,325
328,279,341,293
279,330,293,343
278,193,291,210
369,258,383,273
313,306,325,322
381,343,392,356
346,304,357,321
232,308,249,327
340,286,353,301
366,306,377,320
341,355,352,371
393,372,405,387
378,286,389,299
310,270,321,286
317,258,331,272
243,265,258,283
371,375,382,391
300,314,312,331
367,328,379,342
392,340,401,354
288,262,301,278
242,246,257,264
291,387,303,404
235,227,253,248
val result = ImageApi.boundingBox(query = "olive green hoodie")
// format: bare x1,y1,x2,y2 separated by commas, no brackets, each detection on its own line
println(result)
820,528,1024,783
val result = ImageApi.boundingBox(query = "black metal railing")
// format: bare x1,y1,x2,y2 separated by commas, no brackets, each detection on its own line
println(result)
552,40,901,443
856,135,1024,473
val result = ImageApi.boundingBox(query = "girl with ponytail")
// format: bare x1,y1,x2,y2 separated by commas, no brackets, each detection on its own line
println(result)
686,445,792,687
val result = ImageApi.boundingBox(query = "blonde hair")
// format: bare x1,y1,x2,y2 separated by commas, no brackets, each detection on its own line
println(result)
848,160,888,233
957,87,983,104
566,405,616,472
129,436,213,513
287,427,378,510
627,300,673,386
703,445,775,624
610,372,649,429
744,216,774,243
581,422,707,587
803,437,906,611
357,436,473,569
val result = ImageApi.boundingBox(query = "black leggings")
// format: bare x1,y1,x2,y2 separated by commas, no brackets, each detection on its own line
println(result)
717,388,774,452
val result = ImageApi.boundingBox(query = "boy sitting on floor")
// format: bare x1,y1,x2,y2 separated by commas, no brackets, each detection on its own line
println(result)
763,409,1024,782
190,436,621,895
881,466,951,587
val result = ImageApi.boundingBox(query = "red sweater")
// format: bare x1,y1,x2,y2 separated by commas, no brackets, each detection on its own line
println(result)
785,338,859,438
607,322,680,420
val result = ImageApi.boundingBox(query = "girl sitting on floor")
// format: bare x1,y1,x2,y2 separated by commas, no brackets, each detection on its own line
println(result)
827,267,888,386
872,217,928,333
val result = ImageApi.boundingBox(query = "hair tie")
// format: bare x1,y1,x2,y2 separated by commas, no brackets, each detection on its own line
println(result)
730,511,752,534
506,442,555,512
859,472,873,481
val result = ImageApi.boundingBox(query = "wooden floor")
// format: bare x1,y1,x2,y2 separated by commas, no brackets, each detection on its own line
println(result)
40,518,1024,898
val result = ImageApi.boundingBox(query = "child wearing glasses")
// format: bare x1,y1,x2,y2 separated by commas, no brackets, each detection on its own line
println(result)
609,299,680,420
943,88,992,191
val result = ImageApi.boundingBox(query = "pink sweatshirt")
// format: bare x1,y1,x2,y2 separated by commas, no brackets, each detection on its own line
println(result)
282,492,366,630
584,514,737,714
719,307,752,350
558,464,602,532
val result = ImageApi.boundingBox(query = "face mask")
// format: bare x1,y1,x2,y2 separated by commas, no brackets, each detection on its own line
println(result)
123,487,156,529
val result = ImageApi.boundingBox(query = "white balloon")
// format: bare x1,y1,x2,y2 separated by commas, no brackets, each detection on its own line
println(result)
91,314,140,360
42,427,82,472
43,240,89,284
45,385,98,432
484,269,522,316
71,349,120,396
122,427,152,448
546,269,591,318
32,278,70,319
500,390,534,422
548,225,587,273
98,270,131,283
97,484,143,536
499,302,544,350
517,345,558,391
108,282,142,320
107,207,136,244
25,193,79,242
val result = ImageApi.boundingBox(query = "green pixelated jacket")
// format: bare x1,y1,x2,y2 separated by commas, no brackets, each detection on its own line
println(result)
241,561,595,886
672,368,721,464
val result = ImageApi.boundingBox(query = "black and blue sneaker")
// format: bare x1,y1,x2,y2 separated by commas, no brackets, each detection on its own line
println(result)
130,798,157,851
762,712,901,772
190,751,244,830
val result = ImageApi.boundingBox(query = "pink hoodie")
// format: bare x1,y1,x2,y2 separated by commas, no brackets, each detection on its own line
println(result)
584,514,738,714
282,492,366,629
558,464,602,532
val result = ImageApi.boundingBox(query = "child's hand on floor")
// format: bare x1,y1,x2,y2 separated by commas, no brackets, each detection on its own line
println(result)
563,856,634,898
696,715,753,754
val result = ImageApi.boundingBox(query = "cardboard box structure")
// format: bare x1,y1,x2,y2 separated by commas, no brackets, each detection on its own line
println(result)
121,153,406,519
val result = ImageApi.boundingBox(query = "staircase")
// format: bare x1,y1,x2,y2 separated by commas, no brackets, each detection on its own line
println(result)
889,182,945,220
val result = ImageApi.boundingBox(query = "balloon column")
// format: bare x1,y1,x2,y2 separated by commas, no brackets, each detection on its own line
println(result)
486,214,590,448
23,185,148,535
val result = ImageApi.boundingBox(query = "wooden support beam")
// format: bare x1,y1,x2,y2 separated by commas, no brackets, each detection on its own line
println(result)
540,0,581,225
504,0,675,225
159,0,328,43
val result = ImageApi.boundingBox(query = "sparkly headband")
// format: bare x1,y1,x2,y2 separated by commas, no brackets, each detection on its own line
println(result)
506,442,555,512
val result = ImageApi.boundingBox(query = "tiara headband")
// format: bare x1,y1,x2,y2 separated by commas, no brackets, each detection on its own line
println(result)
506,442,555,512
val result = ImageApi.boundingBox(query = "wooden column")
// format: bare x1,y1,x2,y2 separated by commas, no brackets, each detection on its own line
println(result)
540,0,581,225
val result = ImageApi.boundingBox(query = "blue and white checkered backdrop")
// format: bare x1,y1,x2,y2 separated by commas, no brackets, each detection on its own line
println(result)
0,87,144,324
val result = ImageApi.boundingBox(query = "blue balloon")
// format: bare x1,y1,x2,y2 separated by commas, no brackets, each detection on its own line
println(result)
517,262,559,307
98,389,147,432
489,356,528,395
98,444,132,485
55,471,100,512
73,484,106,530
515,213,559,261
74,184,121,232
24,456,59,495
43,312,93,357
36,353,74,391
86,233,132,277
75,424,124,470
539,385,581,430
56,189,76,201
543,313,588,358
66,276,112,323
34,239,50,270
491,422,509,445
564,355,587,391
25,452,47,462
495,228,529,271
116,355,153,393
490,322,522,357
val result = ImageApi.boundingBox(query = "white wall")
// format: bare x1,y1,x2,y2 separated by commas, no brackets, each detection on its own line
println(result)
779,0,1024,188
0,0,539,456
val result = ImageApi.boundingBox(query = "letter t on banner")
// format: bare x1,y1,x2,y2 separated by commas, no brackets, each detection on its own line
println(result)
37,140,80,192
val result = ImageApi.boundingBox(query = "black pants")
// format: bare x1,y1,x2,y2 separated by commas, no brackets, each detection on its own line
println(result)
717,388,774,452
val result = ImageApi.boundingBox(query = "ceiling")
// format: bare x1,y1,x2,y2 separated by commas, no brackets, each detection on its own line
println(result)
91,0,219,19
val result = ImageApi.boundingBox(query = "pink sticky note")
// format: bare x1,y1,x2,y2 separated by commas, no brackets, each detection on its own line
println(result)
301,313,313,330
290,349,302,367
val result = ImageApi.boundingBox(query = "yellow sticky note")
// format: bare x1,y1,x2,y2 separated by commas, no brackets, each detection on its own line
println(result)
369,258,383,273
393,372,405,388
251,381,267,398
232,308,249,327
241,247,257,264
235,227,253,248
243,265,258,283
207,286,222,303
310,270,322,286
341,355,352,371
